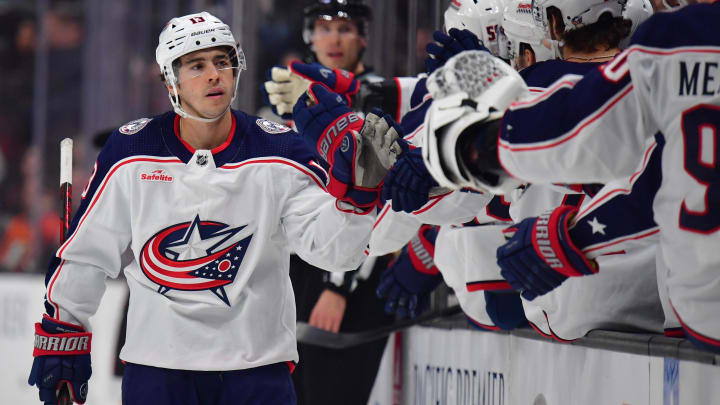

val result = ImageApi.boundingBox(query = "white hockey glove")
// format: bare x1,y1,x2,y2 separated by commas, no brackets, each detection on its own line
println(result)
294,85,405,210
421,50,529,195
264,67,312,118
264,61,360,119
357,108,408,188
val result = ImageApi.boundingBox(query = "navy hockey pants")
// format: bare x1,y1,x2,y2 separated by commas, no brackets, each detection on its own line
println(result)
122,362,296,405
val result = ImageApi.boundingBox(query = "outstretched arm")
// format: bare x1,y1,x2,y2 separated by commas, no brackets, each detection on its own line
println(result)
497,53,652,184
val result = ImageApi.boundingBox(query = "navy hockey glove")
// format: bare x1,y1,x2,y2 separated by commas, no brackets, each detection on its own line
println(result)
28,316,92,404
289,61,360,105
496,205,597,301
425,28,488,74
381,147,438,213
263,61,361,119
294,83,380,209
376,225,442,319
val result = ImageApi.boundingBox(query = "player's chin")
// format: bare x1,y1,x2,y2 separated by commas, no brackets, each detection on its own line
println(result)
202,98,231,113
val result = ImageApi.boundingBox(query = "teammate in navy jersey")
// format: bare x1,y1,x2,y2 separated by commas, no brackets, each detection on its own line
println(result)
27,12,380,405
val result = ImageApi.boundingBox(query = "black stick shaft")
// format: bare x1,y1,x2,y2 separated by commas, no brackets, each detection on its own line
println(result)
60,183,72,243
58,138,73,404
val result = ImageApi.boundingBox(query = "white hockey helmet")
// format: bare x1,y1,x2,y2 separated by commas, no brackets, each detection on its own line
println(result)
531,0,625,33
502,0,555,68
156,11,246,122
620,0,653,48
444,0,504,56
422,50,527,195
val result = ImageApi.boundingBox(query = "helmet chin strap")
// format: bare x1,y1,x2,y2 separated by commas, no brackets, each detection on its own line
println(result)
169,85,228,123
168,71,241,123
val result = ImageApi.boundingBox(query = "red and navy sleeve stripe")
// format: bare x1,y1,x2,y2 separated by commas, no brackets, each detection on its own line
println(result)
500,67,632,150
568,136,663,254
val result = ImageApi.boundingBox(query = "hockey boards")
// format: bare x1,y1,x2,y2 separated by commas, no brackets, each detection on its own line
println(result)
296,305,462,349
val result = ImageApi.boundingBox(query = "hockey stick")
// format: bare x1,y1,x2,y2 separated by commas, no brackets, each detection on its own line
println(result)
58,138,73,405
60,138,72,245
296,305,462,349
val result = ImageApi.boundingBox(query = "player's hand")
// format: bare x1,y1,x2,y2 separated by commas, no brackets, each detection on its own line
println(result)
381,147,438,213
376,225,442,319
263,65,311,119
356,108,409,189
309,289,348,333
28,316,92,404
425,28,489,74
496,205,597,300
288,61,360,104
294,83,380,210
263,61,360,120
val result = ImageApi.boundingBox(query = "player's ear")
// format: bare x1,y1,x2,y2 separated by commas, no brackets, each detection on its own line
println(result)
524,48,536,67
549,14,562,41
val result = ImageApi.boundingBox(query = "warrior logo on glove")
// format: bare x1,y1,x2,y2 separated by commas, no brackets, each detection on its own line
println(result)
33,332,90,355
534,212,564,269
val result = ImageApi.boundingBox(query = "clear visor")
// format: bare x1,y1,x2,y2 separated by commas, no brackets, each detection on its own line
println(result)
530,0,547,31
497,28,511,60
506,37,519,62
175,47,246,85
506,34,556,70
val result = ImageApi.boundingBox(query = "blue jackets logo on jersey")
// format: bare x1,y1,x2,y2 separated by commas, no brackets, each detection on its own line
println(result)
256,118,291,134
139,215,253,306
119,118,152,135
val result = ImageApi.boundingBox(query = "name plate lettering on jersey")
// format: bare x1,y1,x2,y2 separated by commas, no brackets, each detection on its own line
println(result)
679,61,720,96
256,118,291,134
119,118,152,135
139,214,254,306
139,169,174,182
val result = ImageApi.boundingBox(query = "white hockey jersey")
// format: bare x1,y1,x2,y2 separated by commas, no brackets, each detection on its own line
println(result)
43,110,375,370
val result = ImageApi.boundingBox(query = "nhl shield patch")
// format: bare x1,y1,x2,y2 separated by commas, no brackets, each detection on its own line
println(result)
119,118,152,135
256,119,291,134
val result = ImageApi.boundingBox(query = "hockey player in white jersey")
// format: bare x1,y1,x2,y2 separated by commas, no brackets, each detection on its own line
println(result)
27,12,388,405
418,0,664,339
499,0,664,339
496,0,719,348
422,1,720,352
